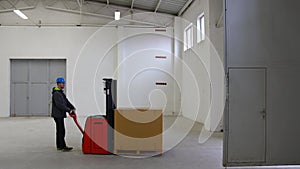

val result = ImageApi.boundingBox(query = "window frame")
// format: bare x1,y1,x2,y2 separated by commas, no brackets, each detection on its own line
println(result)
197,13,205,43
184,23,194,51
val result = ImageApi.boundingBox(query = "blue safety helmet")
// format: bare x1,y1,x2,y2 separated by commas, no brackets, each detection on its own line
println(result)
56,77,65,84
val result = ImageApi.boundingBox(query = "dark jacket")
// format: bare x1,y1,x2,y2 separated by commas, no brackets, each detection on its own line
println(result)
51,87,75,118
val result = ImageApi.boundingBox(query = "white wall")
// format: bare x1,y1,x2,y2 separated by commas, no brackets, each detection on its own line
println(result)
173,17,184,116
117,27,178,115
207,0,225,131
175,0,225,131
179,0,211,125
0,26,116,117
0,1,225,123
69,27,118,116
0,7,177,117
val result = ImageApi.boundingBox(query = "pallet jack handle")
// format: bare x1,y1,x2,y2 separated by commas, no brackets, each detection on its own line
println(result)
69,111,84,134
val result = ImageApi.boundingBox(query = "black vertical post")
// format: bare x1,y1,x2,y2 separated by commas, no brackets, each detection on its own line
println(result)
103,78,117,153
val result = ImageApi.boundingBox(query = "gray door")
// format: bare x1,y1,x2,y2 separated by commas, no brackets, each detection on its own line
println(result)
227,68,266,163
11,60,29,116
10,59,66,117
29,60,49,116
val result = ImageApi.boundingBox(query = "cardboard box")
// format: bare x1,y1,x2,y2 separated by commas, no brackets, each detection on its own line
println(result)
114,109,163,155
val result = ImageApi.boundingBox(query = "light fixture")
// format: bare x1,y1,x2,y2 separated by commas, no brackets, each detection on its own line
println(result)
13,9,28,20
114,11,120,20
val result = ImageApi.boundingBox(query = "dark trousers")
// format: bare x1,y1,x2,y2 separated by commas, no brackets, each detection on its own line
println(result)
54,118,66,148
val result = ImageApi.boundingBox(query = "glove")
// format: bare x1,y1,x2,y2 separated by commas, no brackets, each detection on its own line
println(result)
69,110,76,117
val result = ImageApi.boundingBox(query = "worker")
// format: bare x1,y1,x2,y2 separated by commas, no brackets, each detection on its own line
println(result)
51,77,75,152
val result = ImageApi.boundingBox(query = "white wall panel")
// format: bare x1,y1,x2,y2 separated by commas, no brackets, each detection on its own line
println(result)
117,27,178,115
225,0,300,166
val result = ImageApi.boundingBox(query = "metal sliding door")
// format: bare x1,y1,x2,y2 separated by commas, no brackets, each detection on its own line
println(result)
29,60,49,116
10,60,29,116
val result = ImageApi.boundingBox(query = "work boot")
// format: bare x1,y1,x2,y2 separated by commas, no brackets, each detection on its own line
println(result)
57,146,73,152
62,146,73,152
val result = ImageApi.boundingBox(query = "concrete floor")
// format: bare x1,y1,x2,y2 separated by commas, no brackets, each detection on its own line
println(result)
0,117,298,169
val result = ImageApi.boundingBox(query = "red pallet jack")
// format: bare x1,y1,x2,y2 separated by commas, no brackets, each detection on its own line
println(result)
70,112,110,154
69,79,117,155
69,112,84,134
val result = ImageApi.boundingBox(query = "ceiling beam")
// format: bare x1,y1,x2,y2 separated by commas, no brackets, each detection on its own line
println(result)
154,0,162,13
178,0,194,16
45,0,59,8
0,2,6,9
0,6,35,13
6,0,17,9
85,0,175,16
45,6,166,27
130,0,135,9
77,0,83,7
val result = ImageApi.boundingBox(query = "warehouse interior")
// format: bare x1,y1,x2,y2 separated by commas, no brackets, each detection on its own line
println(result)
1,0,300,169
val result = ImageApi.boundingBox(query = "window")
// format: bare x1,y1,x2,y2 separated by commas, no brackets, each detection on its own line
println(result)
184,23,193,51
197,13,205,43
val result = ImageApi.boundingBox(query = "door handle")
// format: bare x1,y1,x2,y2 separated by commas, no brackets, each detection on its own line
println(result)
260,109,266,119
